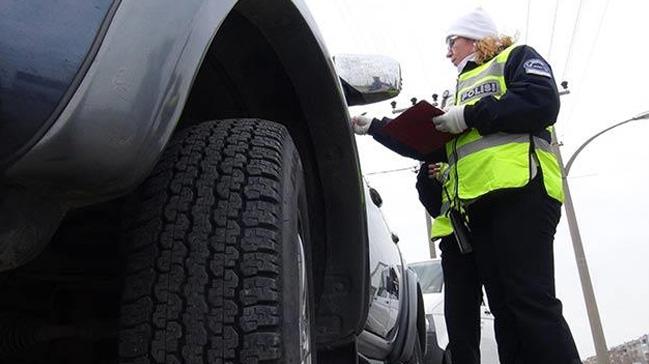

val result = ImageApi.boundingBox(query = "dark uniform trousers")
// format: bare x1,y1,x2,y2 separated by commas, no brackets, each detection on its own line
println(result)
440,175,581,364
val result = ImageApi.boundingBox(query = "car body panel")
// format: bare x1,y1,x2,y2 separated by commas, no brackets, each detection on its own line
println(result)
0,0,116,166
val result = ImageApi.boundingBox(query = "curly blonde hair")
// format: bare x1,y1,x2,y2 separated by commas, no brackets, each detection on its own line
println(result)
474,35,515,64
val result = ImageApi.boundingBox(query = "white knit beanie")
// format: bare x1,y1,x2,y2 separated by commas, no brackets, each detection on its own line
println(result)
446,7,498,42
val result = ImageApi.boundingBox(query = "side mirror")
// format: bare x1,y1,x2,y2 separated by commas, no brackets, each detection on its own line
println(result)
334,54,402,106
369,187,383,208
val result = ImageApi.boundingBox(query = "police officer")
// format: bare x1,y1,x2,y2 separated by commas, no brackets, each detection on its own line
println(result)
431,7,581,364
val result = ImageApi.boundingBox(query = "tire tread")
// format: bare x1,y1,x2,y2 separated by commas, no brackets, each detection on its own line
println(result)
120,119,291,364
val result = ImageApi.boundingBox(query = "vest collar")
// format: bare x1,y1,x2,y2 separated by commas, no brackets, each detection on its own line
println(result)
456,53,477,73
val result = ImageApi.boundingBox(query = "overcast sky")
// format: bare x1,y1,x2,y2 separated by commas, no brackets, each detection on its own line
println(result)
305,0,649,359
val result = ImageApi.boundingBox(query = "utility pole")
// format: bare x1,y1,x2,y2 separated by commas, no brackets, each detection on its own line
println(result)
553,82,649,364
552,129,610,364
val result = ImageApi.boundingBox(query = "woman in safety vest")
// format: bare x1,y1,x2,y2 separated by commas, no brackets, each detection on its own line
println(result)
430,7,581,364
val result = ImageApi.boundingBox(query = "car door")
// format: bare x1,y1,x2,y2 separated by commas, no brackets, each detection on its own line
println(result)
364,185,403,340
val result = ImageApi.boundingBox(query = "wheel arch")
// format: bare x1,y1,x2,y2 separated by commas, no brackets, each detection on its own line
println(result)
178,0,369,348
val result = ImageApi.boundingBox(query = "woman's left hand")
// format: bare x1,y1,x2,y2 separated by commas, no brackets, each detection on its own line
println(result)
428,162,449,183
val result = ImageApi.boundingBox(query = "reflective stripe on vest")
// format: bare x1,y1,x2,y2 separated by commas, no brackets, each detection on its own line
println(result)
447,133,554,166
444,45,564,203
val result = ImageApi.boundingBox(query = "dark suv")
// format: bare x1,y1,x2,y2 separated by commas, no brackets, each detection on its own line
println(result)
0,1,428,363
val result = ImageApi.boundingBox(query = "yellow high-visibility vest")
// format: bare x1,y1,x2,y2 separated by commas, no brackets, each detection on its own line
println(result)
446,45,563,205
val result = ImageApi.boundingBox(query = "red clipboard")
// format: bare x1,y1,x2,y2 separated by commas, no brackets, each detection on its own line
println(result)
380,101,453,156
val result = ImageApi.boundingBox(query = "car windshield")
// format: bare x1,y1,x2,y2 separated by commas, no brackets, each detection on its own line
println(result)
409,260,443,294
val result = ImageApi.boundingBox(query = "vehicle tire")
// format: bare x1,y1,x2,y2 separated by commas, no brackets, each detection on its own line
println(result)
404,337,424,364
119,119,315,364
